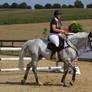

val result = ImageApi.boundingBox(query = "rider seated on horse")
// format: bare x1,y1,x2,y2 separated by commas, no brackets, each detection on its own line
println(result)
48,10,66,61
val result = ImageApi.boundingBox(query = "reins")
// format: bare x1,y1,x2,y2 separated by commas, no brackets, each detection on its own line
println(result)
63,33,78,56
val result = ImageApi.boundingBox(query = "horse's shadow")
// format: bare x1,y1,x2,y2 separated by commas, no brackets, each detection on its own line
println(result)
0,81,36,86
0,81,64,87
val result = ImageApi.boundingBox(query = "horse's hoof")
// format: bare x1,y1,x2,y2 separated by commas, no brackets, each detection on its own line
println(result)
70,81,73,86
62,82,68,87
63,84,68,87
39,82,43,86
21,80,25,85
36,81,43,86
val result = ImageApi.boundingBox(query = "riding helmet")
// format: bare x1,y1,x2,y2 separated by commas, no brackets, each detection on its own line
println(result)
54,10,62,16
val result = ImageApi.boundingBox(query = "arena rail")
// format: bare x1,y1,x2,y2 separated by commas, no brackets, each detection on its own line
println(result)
0,57,31,61
0,47,80,74
0,47,64,72
0,66,64,72
0,47,21,51
0,40,27,47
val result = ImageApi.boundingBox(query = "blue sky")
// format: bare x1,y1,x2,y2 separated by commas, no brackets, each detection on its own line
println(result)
0,0,92,8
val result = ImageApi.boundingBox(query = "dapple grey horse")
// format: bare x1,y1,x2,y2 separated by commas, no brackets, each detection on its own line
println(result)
19,32,92,87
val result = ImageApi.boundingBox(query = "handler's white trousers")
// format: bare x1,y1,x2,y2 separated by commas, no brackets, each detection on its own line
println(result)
48,33,61,47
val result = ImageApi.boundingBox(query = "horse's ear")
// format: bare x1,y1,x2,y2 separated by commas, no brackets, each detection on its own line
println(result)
88,32,92,38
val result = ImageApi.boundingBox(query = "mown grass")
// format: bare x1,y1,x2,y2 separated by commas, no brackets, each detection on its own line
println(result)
0,19,92,56
0,8,92,25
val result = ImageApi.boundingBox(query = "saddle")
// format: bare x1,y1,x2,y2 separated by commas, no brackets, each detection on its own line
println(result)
47,36,64,58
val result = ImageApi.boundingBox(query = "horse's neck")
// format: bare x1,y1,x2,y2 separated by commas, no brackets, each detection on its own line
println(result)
68,32,88,50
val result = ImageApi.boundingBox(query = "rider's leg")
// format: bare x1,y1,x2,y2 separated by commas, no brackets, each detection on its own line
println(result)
49,33,60,59
49,33,59,47
49,33,62,61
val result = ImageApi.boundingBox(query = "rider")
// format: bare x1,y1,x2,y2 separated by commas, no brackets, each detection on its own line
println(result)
48,10,66,61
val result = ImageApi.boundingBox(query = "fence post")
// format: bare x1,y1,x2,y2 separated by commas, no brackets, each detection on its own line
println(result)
0,40,3,47
12,41,14,47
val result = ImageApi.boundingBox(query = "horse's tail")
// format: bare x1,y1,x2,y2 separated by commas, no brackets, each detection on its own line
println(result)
18,42,28,70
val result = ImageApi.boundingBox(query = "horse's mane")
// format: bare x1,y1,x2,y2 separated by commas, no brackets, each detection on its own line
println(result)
68,32,88,40
67,32,88,49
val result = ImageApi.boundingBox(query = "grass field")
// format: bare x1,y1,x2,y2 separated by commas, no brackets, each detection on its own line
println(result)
0,8,92,25
0,19,92,56
0,19,92,40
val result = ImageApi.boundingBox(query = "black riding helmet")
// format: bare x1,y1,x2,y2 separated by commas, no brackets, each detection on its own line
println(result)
54,10,62,16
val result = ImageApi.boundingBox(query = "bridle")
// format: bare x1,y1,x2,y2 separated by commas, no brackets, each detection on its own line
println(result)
88,37,92,50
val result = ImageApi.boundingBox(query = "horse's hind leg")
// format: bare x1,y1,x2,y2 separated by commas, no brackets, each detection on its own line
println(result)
61,63,69,87
70,67,76,86
21,62,32,85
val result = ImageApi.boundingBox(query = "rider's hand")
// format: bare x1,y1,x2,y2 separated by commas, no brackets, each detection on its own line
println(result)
59,29,66,34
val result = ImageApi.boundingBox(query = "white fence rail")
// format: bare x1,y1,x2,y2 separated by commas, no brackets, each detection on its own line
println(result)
0,47,80,74
0,66,64,72
0,47,21,51
0,57,31,61
0,47,63,72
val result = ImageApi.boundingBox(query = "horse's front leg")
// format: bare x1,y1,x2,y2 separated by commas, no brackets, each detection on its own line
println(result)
32,61,43,86
21,62,32,85
70,67,76,86
61,63,69,87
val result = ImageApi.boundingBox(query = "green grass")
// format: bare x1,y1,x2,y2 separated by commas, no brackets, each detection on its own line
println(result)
0,8,92,25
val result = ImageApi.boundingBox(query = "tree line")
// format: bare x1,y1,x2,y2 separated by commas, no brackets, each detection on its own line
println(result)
0,2,31,9
0,1,92,9
34,1,92,9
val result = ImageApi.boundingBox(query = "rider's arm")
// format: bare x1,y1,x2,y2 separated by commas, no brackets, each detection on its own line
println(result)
52,24,65,33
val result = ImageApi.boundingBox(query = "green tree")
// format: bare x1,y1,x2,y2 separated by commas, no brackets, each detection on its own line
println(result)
87,3,92,8
19,2,27,8
52,3,61,8
62,4,68,8
27,6,32,9
74,0,84,8
45,3,52,9
3,3,10,8
68,5,75,8
11,3,19,8
0,5,3,8
34,4,44,9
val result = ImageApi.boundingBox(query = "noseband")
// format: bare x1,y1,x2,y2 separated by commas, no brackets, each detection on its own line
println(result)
88,37,92,42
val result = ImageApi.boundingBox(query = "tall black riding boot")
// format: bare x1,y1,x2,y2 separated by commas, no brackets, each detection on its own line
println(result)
50,51,56,59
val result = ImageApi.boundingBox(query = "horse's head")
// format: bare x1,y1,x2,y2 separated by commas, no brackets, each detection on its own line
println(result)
88,32,92,50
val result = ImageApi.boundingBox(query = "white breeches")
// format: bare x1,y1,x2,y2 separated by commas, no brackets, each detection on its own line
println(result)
48,33,61,47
